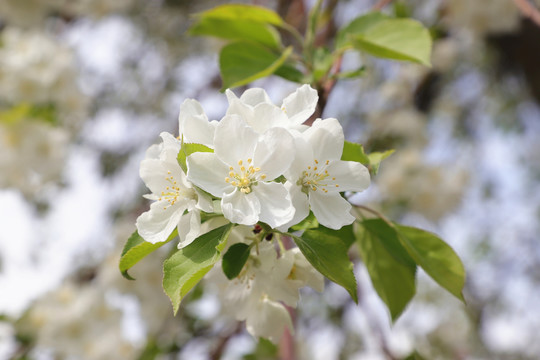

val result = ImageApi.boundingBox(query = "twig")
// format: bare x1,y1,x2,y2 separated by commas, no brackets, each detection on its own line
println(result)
513,0,540,27
372,0,394,11
354,204,394,227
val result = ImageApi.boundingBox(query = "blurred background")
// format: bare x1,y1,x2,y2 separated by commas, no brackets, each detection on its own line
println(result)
1,0,540,359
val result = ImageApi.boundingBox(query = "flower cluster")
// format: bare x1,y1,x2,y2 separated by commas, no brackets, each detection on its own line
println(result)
135,84,370,340
137,84,370,247
207,225,324,342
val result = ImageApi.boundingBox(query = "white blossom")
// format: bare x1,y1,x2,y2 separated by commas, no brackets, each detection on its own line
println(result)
208,229,324,343
136,132,212,248
187,114,295,228
225,84,318,134
284,119,370,230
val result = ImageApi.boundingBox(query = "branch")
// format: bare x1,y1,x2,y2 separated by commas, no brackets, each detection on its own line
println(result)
513,0,540,27
372,0,394,11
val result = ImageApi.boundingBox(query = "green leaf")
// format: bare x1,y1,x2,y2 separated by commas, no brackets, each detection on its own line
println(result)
219,42,292,90
192,4,283,26
291,229,358,302
335,66,366,80
318,224,356,249
177,142,213,174
274,63,306,83
341,141,370,165
394,224,466,301
119,229,177,280
222,243,251,279
356,220,416,320
312,47,334,82
290,212,319,231
351,18,432,65
163,224,233,314
190,18,281,49
337,12,389,49
367,149,394,175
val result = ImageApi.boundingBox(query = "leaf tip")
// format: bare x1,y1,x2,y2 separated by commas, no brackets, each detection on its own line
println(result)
120,269,136,281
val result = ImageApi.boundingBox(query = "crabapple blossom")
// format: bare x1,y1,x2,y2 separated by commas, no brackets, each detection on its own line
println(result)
187,114,295,228
208,227,324,343
283,118,371,230
136,132,212,248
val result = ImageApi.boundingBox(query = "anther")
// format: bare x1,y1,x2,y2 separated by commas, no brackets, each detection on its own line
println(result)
326,160,329,165
225,177,230,182
315,159,319,164
238,160,243,166
248,158,252,163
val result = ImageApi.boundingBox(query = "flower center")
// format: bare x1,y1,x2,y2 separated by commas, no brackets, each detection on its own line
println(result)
224,158,267,194
159,170,194,209
299,159,339,194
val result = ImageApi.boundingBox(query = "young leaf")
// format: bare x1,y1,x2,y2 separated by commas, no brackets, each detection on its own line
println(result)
341,141,370,165
290,212,319,231
367,149,394,175
394,224,466,301
163,224,233,315
274,63,306,83
119,229,177,280
219,42,292,90
192,4,283,26
336,12,389,49
177,142,213,174
351,18,432,66
355,220,416,320
335,66,366,80
190,18,281,49
290,230,358,302
222,243,251,279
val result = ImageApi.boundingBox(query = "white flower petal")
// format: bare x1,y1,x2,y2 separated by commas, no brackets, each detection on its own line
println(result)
253,127,294,180
187,152,231,197
214,114,258,166
250,102,288,133
309,191,355,229
136,200,186,244
324,160,370,193
139,159,173,196
282,84,318,125
307,118,344,143
305,126,343,161
195,188,214,212
286,134,314,181
239,87,272,106
245,298,293,344
254,182,295,228
177,210,201,249
222,188,261,225
277,182,309,232
178,99,215,147
290,248,325,292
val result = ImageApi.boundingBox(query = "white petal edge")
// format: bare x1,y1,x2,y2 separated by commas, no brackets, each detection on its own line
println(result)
282,84,318,125
187,152,231,197
309,191,355,230
324,160,371,193
253,127,294,180
214,114,258,166
136,200,186,244
221,188,261,225
254,182,295,229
